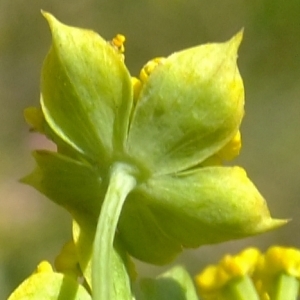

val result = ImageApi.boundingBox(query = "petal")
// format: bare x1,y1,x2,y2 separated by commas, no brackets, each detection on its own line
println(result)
126,32,244,175
8,272,91,300
41,13,133,164
21,150,105,216
119,167,286,264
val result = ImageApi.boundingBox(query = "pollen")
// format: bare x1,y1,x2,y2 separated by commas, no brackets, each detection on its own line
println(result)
111,34,126,53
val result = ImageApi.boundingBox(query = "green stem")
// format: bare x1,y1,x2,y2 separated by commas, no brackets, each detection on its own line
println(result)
223,276,260,300
92,162,137,300
271,273,299,300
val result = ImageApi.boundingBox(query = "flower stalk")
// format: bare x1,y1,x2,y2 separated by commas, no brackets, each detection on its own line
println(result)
271,273,299,300
92,162,136,300
223,276,260,300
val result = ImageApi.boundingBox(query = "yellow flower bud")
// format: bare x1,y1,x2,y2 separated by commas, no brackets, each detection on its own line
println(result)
139,57,166,83
34,260,53,273
111,34,126,53
131,76,142,104
217,130,242,161
196,248,261,299
55,240,81,279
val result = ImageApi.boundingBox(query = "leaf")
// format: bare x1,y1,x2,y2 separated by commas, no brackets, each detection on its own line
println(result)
140,265,199,300
8,272,91,300
126,32,244,175
41,12,133,165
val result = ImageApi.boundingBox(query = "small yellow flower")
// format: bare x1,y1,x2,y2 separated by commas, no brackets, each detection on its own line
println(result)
195,248,260,299
196,246,300,300
109,34,126,61
55,240,82,279
139,57,166,83
111,34,126,53
131,77,142,104
217,130,242,161
34,260,53,273
254,246,300,299
220,247,260,277
200,131,242,167
263,246,300,278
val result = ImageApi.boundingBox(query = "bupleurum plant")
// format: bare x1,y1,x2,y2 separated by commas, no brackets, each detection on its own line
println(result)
8,12,291,300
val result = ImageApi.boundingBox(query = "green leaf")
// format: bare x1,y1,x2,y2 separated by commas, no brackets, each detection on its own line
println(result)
140,265,199,300
8,272,91,300
21,150,105,216
119,166,286,264
41,12,133,164
126,32,244,175
72,213,134,300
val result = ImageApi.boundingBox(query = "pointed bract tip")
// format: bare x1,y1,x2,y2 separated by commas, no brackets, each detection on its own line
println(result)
40,11,62,32
41,10,51,21
226,29,244,55
232,29,244,46
263,218,289,232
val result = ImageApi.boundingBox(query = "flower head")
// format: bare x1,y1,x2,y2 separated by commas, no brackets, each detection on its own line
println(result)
196,246,300,300
254,246,300,299
23,12,285,266
195,248,261,299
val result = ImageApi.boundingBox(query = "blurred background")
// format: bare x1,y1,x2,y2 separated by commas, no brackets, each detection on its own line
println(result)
1,0,299,297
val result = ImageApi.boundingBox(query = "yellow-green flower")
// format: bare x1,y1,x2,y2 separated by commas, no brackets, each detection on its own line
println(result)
23,12,285,269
